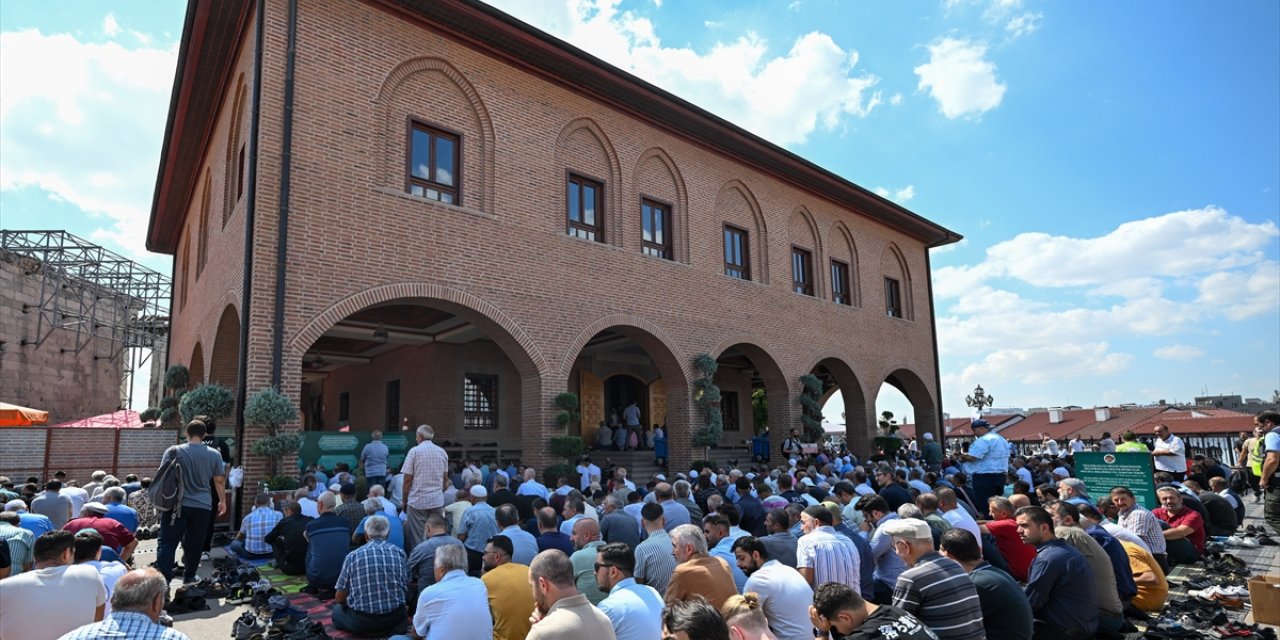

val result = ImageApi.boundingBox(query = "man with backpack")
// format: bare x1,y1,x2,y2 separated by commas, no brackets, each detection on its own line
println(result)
153,419,226,584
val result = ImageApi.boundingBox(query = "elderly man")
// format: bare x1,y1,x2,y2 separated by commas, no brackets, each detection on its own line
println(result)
597,495,640,548
481,535,535,640
527,549,617,640
359,430,391,489
365,484,397,518
458,485,499,575
394,544,491,640
63,502,137,563
1016,506,1098,640
881,518,986,640
99,487,139,534
1045,501,1125,636
1057,478,1092,506
1109,486,1168,571
407,514,464,599
665,524,737,610
6,498,54,538
795,504,860,593
58,568,190,640
569,518,608,604
332,515,408,636
732,536,814,640
518,468,551,501
674,480,704,522
401,424,450,549
595,542,664,640
559,493,587,536
1153,486,1205,565
230,493,282,560
355,498,405,549
264,501,311,575
303,491,350,597
651,482,691,532
939,528,1032,640
632,502,676,595
494,503,538,565
0,530,106,640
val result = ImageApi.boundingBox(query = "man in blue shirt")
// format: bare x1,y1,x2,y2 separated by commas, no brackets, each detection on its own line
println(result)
303,492,350,597
100,488,139,533
359,431,391,490
355,498,404,550
399,544,492,640
535,506,575,556
457,485,498,575
333,515,408,637
595,542,663,640
1258,410,1280,535
1016,505,1098,640
495,504,538,565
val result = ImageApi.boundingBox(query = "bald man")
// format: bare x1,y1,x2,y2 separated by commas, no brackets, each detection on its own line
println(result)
569,518,608,604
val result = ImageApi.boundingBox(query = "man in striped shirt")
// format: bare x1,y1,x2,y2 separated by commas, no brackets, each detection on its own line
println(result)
632,502,676,595
1109,486,1169,573
883,518,986,640
795,505,861,593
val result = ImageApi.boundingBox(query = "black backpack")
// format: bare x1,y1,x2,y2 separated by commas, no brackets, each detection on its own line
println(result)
150,446,187,514
1228,468,1248,495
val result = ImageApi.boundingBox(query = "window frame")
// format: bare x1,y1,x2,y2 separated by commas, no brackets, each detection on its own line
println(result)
236,144,246,202
831,259,851,306
723,224,751,280
404,117,462,205
384,379,400,431
640,196,673,260
463,373,500,430
566,171,605,242
885,276,903,318
722,390,740,432
791,246,814,296
338,391,351,424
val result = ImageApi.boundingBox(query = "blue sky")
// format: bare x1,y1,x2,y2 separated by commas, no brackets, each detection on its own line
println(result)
2,1,1277,420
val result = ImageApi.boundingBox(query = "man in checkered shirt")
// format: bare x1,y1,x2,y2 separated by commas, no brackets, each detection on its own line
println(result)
1108,486,1169,573
57,568,190,640
229,493,282,559
333,515,410,637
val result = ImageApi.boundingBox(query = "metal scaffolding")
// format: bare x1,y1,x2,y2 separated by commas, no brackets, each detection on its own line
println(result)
1,229,171,409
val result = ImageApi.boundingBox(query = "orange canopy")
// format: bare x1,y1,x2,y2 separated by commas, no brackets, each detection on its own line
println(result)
0,402,49,426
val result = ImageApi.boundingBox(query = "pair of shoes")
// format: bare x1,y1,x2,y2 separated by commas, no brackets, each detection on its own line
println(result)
283,621,331,640
1257,534,1278,546
233,611,268,640
1226,535,1260,548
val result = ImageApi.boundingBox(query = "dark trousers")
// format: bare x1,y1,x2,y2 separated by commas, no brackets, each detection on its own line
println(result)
157,507,212,583
872,580,894,605
1033,620,1093,640
1245,468,1262,498
366,476,386,492
331,604,407,637
1162,471,1185,482
1152,552,1169,575
1266,484,1280,535
202,490,220,552
466,547,484,576
1166,537,1200,566
971,473,1005,518
272,545,306,575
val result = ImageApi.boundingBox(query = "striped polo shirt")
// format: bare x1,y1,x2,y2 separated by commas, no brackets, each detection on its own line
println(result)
890,552,986,640
796,526,861,594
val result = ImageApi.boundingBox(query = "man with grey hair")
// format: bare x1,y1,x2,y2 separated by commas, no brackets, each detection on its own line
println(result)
333,515,409,636
367,484,398,518
354,498,405,549
673,480,703,522
1057,478,1092,506
100,487,138,533
407,513,463,604
303,491,350,597
58,568,190,640
360,430,391,490
597,496,640,548
526,550,616,640
402,424,449,549
398,544,492,639
229,493,281,559
82,471,108,499
665,523,736,609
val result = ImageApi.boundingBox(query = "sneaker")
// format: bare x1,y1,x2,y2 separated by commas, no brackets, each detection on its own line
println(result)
233,611,267,640
1258,534,1279,546
201,551,212,562
158,611,174,627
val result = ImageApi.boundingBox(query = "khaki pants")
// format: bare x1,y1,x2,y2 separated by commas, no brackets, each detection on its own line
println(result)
404,505,442,549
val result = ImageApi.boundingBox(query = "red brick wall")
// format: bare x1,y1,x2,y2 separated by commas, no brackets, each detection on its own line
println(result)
168,0,944,486
0,427,177,483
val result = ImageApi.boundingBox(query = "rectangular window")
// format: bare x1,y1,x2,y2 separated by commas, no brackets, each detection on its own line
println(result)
384,380,400,430
338,391,351,423
641,199,672,259
567,174,603,242
792,247,814,296
885,277,903,318
464,374,499,430
722,391,740,432
831,260,851,305
407,121,459,204
723,225,750,280
237,144,246,201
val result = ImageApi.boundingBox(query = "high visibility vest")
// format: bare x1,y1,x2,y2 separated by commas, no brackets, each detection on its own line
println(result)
1249,438,1265,475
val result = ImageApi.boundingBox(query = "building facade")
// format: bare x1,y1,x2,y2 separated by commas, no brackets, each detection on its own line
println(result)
146,0,959,482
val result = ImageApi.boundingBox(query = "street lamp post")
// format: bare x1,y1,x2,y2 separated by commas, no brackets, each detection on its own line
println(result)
966,384,994,413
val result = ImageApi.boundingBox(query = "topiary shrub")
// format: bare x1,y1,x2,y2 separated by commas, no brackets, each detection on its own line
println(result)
553,392,580,430
139,407,161,424
244,387,301,483
160,407,179,424
179,383,235,425
691,354,723,456
544,464,576,487
550,436,584,461
164,364,191,392
798,374,824,443
689,460,716,473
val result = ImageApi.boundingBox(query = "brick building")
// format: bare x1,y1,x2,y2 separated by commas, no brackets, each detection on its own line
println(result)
146,0,959,483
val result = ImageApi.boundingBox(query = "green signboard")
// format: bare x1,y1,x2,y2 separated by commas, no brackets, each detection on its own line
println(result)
1074,451,1158,510
294,431,413,474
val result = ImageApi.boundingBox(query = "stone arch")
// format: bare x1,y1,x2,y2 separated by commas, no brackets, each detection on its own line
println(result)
875,367,938,442
223,73,248,227
208,304,240,388
714,180,770,283
376,56,495,213
632,147,690,263
829,222,861,306
788,206,824,297
196,169,211,279
289,283,546,381
189,341,205,386
554,118,624,246
804,352,871,452
881,242,914,320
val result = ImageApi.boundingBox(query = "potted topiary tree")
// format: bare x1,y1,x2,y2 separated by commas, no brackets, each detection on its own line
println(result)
244,387,302,494
691,354,723,462
798,374,824,446
549,393,583,486
139,407,161,428
179,383,235,426
160,364,191,428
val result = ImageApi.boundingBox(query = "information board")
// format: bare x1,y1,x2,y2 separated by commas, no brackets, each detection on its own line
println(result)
294,431,413,473
1073,451,1158,509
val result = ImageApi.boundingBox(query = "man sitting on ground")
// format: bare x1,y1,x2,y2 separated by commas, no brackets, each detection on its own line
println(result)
978,496,1036,582
526,549,616,640
535,506,575,556
58,568,190,640
127,479,159,531
231,493,282,560
939,528,1032,640
0,511,35,575
1152,486,1205,565
399,544,491,640
881,518,986,640
303,491,350,597
809,582,937,640
1016,506,1098,640
481,535,535,640
595,542,664,640
264,501,312,575
73,528,129,616
100,488,139,534
1045,501,1125,635
333,515,408,637
732,535,815,640
354,498,405,550
666,524,737,610
407,513,464,603
0,530,107,640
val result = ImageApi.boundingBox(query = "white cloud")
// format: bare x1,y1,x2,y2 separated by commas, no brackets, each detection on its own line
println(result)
894,185,916,202
1154,345,1204,361
1005,12,1043,38
484,0,880,146
914,37,1006,119
873,186,890,198
889,92,903,105
958,342,1133,386
0,28,178,258
1197,260,1280,320
103,13,121,37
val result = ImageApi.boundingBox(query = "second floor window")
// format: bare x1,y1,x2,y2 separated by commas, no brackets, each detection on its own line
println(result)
724,225,750,280
885,277,903,318
641,199,672,259
792,247,814,296
567,174,603,242
407,121,459,204
831,259,851,305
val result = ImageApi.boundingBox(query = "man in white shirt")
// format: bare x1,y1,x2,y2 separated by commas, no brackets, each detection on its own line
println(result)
517,468,550,501
576,456,602,492
1069,435,1086,455
74,529,129,615
1151,424,1188,481
403,544,491,639
934,488,981,550
293,487,320,518
733,536,815,640
0,530,107,640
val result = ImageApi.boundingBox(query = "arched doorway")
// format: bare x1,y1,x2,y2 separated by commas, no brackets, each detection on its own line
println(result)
876,368,938,445
711,342,788,456
189,342,205,386
208,305,240,387
811,357,868,453
603,374,648,430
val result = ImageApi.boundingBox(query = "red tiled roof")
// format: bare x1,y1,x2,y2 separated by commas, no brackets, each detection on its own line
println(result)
948,414,1021,438
1001,406,1168,442
897,418,971,439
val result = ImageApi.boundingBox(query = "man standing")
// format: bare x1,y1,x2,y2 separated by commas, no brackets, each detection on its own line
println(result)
1015,506,1098,640
457,485,499,575
881,518,985,640
57,568,191,640
569,518,608,604
332,516,408,637
360,430,390,489
402,424,449,550
782,429,803,459
632,503,676,595
31,480,74,529
921,432,945,472
1151,424,1187,481
732,536,814,640
595,542,664,640
0,530,107,640
1258,410,1280,535
264,501,312,575
481,535,535,640
939,528,1032,640
1099,431,1117,453
665,524,737,610
958,420,1009,518
526,550,617,640
155,419,226,584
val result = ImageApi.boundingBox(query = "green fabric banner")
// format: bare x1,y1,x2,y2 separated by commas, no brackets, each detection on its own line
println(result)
295,431,413,474
1073,451,1158,510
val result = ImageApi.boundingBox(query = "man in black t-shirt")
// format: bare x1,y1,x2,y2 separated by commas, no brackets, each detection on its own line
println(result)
199,416,232,555
811,582,939,640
